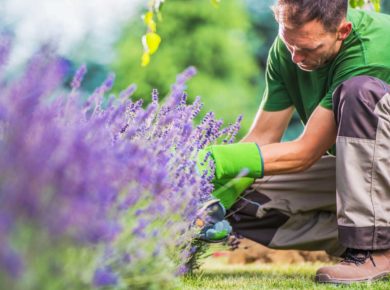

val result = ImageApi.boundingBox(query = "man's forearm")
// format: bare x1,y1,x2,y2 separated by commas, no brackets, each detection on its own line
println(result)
241,134,314,174
241,131,282,147
259,140,318,175
242,132,316,175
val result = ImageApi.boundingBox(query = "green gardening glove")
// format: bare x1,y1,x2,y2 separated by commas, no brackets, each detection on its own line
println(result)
196,143,264,209
213,177,254,209
197,142,264,180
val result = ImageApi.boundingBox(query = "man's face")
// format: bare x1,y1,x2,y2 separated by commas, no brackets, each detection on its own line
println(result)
279,20,342,72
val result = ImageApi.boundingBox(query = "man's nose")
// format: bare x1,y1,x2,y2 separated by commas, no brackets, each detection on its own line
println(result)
291,49,305,64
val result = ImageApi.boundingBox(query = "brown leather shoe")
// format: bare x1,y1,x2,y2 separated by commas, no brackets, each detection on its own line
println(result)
315,248,390,284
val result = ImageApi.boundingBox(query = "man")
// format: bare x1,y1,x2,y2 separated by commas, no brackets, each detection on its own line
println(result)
198,0,390,284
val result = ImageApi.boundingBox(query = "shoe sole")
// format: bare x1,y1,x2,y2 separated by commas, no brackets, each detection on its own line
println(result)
315,272,390,284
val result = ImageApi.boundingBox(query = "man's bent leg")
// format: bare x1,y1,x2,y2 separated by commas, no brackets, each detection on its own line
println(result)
227,155,345,257
316,76,390,284
333,76,390,249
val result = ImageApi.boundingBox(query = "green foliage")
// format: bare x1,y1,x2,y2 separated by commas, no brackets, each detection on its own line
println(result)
243,0,278,67
141,1,223,66
350,0,381,11
113,0,262,136
350,0,367,8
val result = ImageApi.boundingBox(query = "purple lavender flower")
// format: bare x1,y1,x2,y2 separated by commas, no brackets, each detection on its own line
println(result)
93,267,118,287
122,253,131,263
102,73,115,91
152,88,159,103
119,83,137,99
132,218,149,237
71,64,87,90
0,39,241,289
0,33,13,73
176,66,197,85
0,248,23,279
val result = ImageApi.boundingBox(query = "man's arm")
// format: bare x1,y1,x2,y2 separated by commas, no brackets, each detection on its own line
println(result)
242,106,294,145
259,106,337,175
200,105,335,190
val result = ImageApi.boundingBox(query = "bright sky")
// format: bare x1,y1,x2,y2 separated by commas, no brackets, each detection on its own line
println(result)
1,0,144,66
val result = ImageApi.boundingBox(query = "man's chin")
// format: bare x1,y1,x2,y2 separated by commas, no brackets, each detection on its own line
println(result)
298,63,326,72
297,64,317,72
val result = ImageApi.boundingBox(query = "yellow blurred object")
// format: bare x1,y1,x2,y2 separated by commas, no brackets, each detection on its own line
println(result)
141,52,150,67
141,32,161,66
211,0,220,8
372,0,381,11
145,32,161,55
143,11,156,32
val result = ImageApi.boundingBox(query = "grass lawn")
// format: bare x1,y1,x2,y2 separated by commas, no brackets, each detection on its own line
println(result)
182,256,390,290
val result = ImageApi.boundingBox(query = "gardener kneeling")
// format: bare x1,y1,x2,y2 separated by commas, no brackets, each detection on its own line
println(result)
198,0,390,285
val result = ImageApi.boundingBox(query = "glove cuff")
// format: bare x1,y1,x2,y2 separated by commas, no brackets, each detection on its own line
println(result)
211,142,264,180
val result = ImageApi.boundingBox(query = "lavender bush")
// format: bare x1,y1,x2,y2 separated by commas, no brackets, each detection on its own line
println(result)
0,39,242,289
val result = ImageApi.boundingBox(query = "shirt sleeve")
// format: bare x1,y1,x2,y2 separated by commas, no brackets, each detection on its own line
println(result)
261,37,293,111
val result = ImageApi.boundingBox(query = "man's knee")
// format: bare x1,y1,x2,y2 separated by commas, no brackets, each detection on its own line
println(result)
333,76,387,112
332,76,389,138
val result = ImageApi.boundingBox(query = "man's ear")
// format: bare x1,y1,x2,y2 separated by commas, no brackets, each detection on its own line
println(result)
337,21,352,41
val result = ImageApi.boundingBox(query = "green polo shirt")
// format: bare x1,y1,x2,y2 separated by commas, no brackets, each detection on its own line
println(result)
261,8,390,124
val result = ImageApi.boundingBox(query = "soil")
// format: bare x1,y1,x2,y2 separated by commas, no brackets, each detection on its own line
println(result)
227,238,338,264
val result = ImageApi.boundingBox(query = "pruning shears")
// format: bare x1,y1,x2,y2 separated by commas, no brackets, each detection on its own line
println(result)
195,199,232,243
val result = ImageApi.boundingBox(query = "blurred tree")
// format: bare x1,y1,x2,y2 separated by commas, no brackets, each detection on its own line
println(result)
382,0,390,12
112,0,263,135
243,0,278,68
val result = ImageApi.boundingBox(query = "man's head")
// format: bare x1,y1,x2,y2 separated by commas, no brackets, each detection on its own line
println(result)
272,0,352,71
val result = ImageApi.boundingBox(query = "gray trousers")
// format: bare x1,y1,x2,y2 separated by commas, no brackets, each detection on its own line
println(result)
228,76,390,255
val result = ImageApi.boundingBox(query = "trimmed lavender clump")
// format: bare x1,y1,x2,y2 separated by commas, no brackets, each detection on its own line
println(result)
0,41,242,289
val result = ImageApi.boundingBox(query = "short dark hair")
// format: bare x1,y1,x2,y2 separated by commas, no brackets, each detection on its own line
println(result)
272,0,348,32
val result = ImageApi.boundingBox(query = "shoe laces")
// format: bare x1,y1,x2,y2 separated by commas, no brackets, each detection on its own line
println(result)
342,248,376,267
